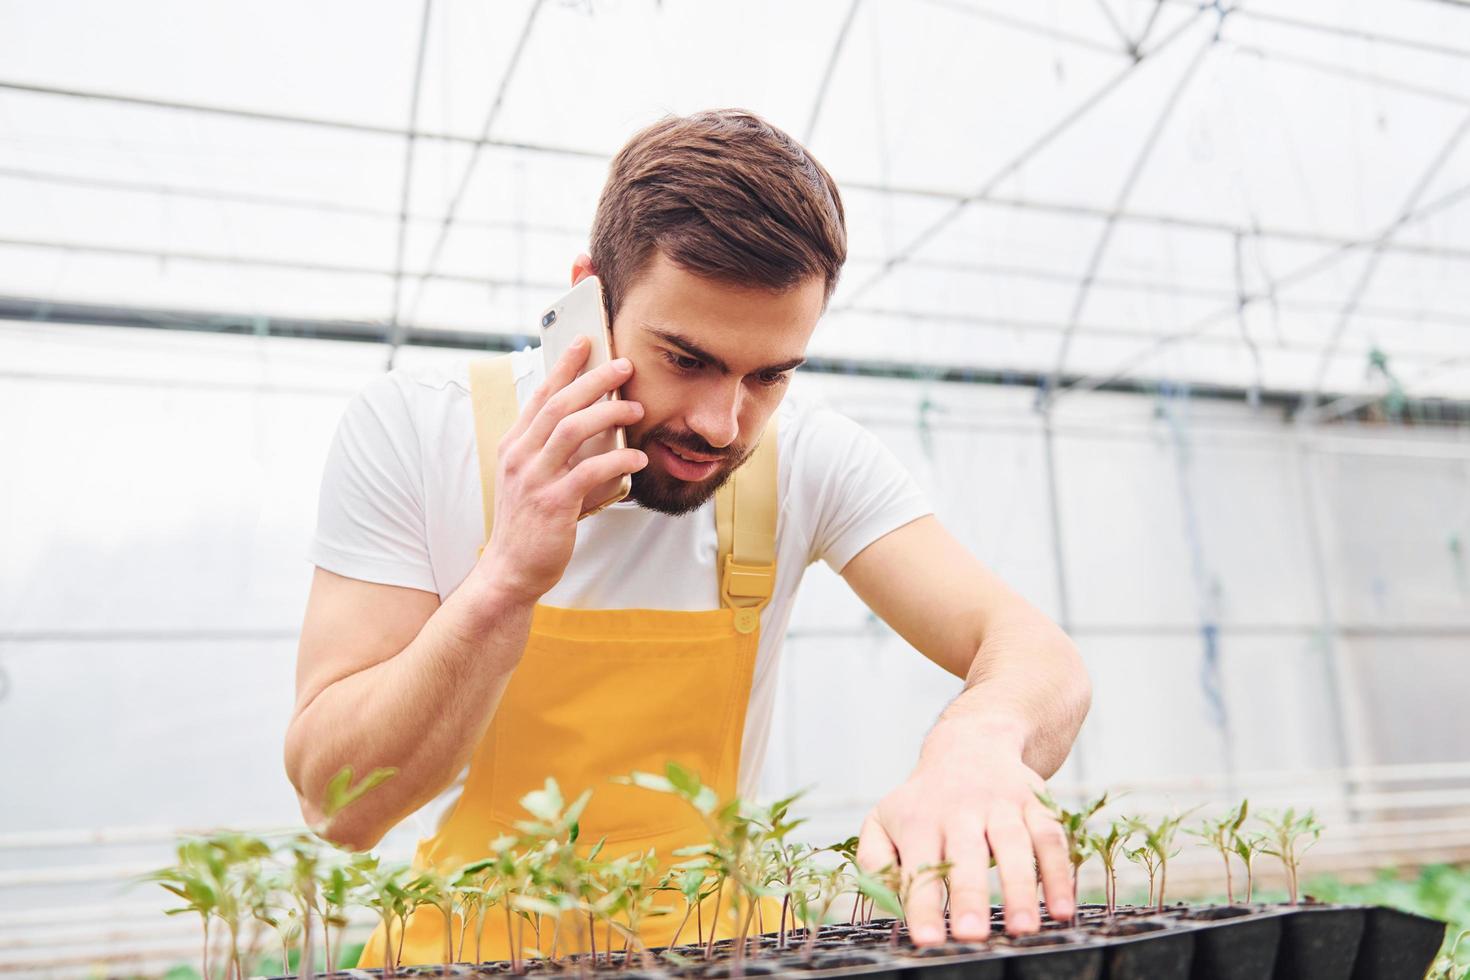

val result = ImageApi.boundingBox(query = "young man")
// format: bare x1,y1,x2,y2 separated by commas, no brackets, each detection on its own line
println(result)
285,109,1090,966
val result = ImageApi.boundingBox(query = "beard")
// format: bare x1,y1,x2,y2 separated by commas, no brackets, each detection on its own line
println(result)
627,422,754,516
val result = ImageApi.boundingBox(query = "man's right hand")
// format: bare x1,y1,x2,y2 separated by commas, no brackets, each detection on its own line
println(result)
470,335,648,606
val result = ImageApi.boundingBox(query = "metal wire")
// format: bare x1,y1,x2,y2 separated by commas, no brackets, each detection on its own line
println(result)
382,0,437,367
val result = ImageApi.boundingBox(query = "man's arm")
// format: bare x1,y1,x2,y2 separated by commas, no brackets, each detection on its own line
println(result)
283,567,534,851
839,514,1091,943
285,337,649,850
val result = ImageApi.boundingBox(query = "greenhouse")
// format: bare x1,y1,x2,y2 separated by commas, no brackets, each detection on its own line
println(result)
1,1,1468,978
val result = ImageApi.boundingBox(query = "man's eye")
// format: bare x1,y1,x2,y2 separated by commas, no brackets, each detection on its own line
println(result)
664,352,702,371
757,371,790,387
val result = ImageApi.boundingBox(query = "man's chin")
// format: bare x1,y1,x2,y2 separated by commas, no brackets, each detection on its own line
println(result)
628,464,737,516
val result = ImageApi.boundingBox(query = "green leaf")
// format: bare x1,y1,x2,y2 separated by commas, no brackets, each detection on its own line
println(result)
565,788,593,828
321,765,398,819
665,762,700,797
519,778,565,823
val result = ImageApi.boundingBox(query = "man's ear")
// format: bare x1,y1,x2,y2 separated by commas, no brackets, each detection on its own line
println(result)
571,252,597,285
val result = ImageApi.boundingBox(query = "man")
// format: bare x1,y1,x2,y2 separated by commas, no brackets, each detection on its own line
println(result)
285,109,1090,966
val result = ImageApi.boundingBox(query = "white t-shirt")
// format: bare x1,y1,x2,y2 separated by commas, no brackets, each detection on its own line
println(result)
309,346,931,831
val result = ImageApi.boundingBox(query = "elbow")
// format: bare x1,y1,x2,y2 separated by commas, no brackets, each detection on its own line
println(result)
282,723,387,854
312,807,387,854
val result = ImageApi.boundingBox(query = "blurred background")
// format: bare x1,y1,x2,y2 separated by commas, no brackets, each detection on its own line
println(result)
3,0,1470,974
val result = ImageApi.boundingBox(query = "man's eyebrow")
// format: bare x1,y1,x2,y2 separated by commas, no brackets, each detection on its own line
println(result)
647,328,807,375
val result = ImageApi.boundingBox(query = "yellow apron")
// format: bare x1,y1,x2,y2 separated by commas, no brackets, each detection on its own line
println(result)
357,354,778,968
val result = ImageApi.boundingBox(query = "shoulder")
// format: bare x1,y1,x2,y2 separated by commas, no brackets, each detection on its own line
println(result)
357,346,540,419
774,386,884,463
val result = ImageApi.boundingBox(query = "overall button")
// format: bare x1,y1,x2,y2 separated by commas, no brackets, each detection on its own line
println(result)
733,608,759,634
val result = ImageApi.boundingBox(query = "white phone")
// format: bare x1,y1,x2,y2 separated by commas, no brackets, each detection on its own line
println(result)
538,275,632,519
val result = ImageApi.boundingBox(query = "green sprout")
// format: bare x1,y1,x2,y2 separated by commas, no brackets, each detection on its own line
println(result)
1258,808,1324,906
1130,811,1194,912
1187,799,1250,904
791,859,853,958
1231,829,1269,904
659,865,718,951
346,853,413,976
1083,819,1133,916
623,763,775,964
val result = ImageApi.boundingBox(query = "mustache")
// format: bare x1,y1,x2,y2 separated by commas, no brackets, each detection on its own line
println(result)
641,425,739,461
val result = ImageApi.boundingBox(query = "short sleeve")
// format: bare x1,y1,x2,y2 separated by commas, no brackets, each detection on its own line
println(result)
308,374,438,593
793,405,933,573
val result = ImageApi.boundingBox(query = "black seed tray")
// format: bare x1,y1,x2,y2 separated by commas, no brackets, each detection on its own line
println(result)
265,904,1445,980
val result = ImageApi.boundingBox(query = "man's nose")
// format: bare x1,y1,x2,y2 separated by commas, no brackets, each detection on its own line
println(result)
686,379,743,450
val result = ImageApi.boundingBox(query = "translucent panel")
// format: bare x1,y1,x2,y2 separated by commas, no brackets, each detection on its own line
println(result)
1311,447,1470,628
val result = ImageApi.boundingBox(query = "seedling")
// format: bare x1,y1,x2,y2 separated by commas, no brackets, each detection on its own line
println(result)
1230,828,1269,904
1035,789,1108,901
622,763,772,965
1187,799,1249,904
754,792,810,949
1083,819,1132,916
791,860,852,958
1130,811,1194,911
1257,807,1324,906
347,853,413,976
659,865,718,950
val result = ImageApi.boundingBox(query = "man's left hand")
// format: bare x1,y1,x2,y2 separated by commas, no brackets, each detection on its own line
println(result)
854,736,1073,945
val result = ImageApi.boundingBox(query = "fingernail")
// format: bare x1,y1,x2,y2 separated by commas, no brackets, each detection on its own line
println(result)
614,358,632,371
913,925,943,945
956,913,985,935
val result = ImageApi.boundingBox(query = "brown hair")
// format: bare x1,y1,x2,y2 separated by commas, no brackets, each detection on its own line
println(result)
589,109,847,321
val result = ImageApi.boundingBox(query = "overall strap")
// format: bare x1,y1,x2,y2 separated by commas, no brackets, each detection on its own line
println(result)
469,355,520,544
715,419,778,635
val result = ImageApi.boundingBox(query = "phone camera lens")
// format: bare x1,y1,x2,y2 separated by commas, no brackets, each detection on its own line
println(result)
541,310,557,328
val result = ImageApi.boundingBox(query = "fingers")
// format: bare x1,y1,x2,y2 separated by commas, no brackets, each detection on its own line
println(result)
855,810,897,873
539,397,645,473
561,447,649,501
521,357,634,451
509,335,591,442
1024,801,1075,922
987,807,1041,935
898,830,945,947
942,817,992,942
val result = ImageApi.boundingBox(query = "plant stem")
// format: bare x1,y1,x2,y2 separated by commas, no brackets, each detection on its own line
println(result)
202,917,211,980
1245,863,1254,904
1157,862,1168,912
504,906,517,974
703,885,724,960
380,914,394,980
668,906,694,951
1224,852,1235,904
443,903,454,976
777,894,789,950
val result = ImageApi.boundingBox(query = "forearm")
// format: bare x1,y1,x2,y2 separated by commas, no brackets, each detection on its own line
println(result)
284,573,534,850
922,608,1090,779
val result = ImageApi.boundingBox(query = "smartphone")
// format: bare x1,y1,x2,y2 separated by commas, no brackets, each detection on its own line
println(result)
538,275,631,519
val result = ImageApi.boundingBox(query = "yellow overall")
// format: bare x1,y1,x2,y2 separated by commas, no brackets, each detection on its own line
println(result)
357,355,778,968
